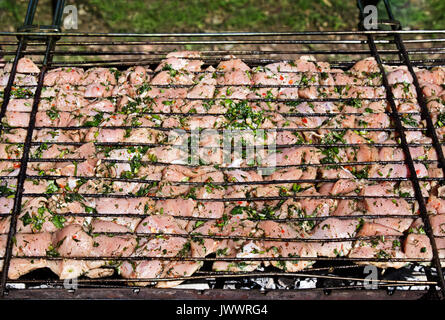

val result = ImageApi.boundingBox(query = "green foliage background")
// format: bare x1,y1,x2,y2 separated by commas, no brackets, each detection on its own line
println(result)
0,0,443,32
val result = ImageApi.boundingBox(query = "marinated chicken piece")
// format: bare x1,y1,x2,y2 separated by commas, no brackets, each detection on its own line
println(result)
155,57,203,73
263,147,319,166
368,163,428,178
187,84,215,99
7,259,49,279
349,237,407,269
155,199,195,217
427,196,445,215
357,222,403,236
0,217,11,233
39,89,89,112
212,217,259,272
351,57,380,75
3,233,52,279
7,99,33,112
16,197,67,233
80,67,117,86
151,70,194,85
430,214,445,236
119,259,164,285
386,67,413,85
17,57,40,73
145,146,188,164
363,197,413,233
155,260,203,288
329,179,358,195
47,260,111,279
52,224,94,257
120,214,189,285
310,218,359,257
53,224,136,258
186,219,219,254
95,197,154,214
258,220,315,272
13,232,53,256
404,234,433,262
44,67,84,86
124,66,150,85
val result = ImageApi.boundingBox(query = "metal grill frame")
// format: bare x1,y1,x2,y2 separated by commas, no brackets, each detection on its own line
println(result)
0,0,444,299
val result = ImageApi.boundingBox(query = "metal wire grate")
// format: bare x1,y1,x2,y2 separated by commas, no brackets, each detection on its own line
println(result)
0,0,444,299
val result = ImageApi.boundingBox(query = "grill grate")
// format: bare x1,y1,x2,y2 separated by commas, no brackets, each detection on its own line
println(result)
0,0,444,299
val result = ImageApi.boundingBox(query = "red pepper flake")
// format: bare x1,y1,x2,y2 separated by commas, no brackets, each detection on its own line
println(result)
262,92,266,96
302,118,308,124
279,75,284,81
288,79,294,85
13,163,20,168
72,235,77,240
415,169,420,175
237,201,243,204
281,228,285,234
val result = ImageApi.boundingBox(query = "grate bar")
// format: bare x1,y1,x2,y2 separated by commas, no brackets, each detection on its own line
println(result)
5,126,427,132
18,174,442,185
18,193,418,201
2,47,441,55
4,255,436,262
12,141,437,148
1,232,409,243
2,273,437,286
0,212,420,221
1,30,445,37
17,157,442,166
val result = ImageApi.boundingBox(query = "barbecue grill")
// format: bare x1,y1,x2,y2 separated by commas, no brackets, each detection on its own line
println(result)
0,0,445,300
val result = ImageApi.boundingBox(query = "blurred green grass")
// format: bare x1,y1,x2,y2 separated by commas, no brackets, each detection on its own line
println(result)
0,0,444,32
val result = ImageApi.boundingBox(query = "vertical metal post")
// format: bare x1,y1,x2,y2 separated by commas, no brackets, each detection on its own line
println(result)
357,0,445,299
0,0,40,128
0,0,65,297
